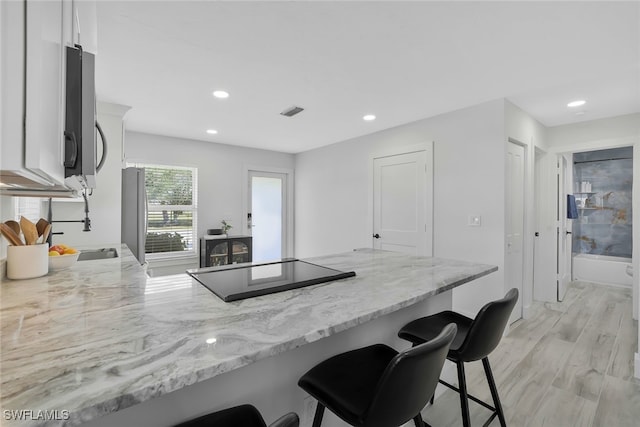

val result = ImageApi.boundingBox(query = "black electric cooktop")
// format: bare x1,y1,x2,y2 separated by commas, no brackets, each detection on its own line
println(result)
187,259,356,302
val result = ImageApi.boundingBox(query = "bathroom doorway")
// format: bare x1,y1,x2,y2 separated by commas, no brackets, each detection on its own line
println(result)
570,147,633,288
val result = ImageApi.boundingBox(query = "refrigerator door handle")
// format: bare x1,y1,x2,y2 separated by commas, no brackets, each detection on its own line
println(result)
141,169,148,265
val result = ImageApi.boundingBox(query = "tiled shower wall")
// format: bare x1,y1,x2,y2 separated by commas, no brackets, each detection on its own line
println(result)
572,147,633,258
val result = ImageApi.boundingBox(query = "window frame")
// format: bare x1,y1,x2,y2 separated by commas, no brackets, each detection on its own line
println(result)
126,162,198,260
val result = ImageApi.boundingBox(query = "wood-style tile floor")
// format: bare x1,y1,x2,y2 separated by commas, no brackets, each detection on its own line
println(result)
421,281,640,427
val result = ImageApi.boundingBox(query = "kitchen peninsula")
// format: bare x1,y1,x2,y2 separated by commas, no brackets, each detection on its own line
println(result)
0,246,497,426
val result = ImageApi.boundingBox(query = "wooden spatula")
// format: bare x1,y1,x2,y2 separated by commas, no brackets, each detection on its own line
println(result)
20,216,38,245
41,224,52,244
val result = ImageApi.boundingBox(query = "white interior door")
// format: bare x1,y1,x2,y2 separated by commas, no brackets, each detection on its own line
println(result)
533,150,560,303
373,150,432,256
506,141,524,321
248,171,287,262
557,155,572,301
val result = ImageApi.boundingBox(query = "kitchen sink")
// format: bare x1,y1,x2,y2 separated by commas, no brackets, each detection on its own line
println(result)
78,248,119,261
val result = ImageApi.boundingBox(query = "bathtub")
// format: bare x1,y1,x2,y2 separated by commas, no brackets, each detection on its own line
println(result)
572,253,633,288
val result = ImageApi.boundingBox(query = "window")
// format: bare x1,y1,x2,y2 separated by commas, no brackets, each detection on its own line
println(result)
14,197,43,223
135,164,197,258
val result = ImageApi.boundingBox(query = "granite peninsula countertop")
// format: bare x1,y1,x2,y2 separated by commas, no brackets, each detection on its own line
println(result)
0,245,497,426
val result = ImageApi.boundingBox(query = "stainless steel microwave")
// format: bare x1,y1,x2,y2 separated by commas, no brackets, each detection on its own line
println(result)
64,44,99,190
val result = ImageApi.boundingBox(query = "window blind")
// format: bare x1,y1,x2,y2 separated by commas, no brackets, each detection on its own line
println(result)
143,165,197,256
14,198,43,223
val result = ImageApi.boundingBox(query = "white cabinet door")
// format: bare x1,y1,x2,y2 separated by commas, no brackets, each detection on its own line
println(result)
0,0,27,173
23,0,71,185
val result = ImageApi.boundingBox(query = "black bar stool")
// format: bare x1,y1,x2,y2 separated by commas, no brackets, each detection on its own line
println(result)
298,323,457,427
174,404,299,427
398,288,518,427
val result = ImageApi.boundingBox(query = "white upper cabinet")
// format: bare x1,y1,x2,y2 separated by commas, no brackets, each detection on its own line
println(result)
0,1,38,184
0,0,97,192
23,0,71,186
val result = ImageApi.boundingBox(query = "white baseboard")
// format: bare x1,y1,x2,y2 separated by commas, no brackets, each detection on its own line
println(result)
522,303,531,319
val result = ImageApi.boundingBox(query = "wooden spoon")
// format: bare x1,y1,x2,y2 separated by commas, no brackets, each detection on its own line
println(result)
4,220,21,236
0,223,24,246
19,216,38,245
36,218,49,237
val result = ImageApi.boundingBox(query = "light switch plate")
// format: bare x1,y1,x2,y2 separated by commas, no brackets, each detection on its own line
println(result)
468,215,481,227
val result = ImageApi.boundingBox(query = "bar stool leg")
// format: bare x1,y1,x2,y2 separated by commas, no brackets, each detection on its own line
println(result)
413,412,431,427
413,413,422,427
311,402,325,427
456,361,471,427
482,357,507,427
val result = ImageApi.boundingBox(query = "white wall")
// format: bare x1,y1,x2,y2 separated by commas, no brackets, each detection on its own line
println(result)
49,102,129,248
295,99,506,317
547,113,639,151
124,131,295,267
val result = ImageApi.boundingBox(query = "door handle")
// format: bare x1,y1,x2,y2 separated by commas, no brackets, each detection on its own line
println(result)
566,231,572,235
373,233,380,239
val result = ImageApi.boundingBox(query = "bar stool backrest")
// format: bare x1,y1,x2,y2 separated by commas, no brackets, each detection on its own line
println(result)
363,323,457,427
456,288,519,362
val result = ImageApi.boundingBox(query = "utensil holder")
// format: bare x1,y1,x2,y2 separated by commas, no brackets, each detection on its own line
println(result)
6,244,49,279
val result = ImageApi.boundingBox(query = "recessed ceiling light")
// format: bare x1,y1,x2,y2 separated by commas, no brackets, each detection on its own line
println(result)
212,90,229,99
206,129,218,135
567,100,586,108
363,114,376,121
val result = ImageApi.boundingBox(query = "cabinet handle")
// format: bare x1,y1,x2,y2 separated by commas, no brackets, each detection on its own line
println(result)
373,233,381,239
96,121,107,172
64,131,78,167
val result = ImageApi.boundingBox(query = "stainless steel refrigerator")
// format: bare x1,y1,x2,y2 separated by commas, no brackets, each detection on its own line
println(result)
122,167,146,264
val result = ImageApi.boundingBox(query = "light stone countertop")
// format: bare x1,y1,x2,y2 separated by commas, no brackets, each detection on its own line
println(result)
0,245,497,426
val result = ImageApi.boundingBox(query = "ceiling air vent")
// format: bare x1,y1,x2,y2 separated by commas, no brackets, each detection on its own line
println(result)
280,106,304,117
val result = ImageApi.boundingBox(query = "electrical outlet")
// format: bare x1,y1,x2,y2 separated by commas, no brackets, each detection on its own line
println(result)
468,215,481,227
